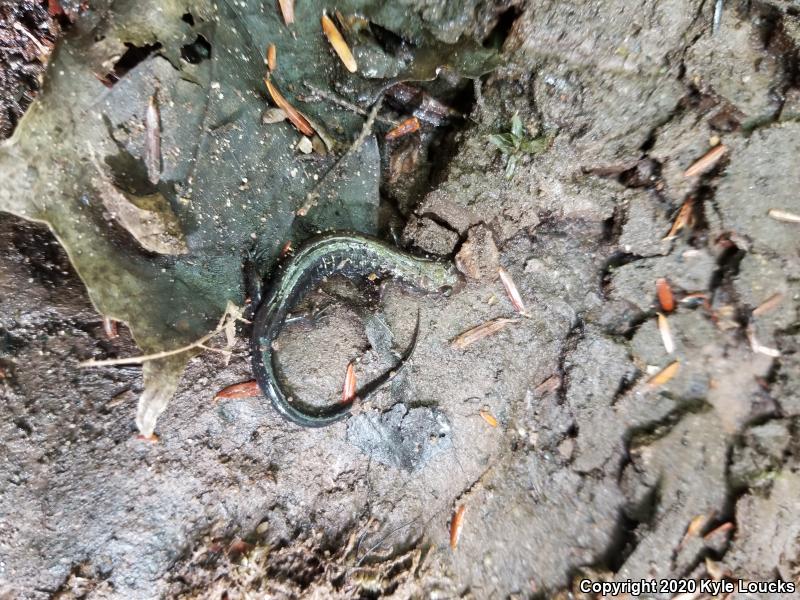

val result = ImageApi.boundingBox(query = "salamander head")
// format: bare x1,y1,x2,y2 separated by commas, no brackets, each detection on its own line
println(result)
417,260,464,296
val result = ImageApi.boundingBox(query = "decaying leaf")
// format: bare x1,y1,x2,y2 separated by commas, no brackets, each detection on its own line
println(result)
266,43,277,71
214,380,260,401
451,317,518,350
92,168,188,256
450,504,466,550
136,355,189,438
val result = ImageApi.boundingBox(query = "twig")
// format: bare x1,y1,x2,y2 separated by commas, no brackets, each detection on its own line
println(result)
301,83,396,126
80,303,241,367
297,95,384,216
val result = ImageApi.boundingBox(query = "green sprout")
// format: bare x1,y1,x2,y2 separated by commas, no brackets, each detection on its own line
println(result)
488,113,550,179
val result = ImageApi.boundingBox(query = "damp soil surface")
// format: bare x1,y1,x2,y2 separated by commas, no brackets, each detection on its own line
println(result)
2,1,800,598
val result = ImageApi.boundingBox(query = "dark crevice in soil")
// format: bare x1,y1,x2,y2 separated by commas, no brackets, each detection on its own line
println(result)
100,42,163,86
180,34,212,64
554,319,585,406
482,4,523,49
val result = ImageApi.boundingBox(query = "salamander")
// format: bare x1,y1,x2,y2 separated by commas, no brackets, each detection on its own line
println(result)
250,232,461,427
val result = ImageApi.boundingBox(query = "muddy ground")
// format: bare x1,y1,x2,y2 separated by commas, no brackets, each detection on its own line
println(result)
1,0,800,598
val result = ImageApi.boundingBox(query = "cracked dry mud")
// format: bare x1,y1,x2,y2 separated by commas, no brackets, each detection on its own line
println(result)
1,1,800,598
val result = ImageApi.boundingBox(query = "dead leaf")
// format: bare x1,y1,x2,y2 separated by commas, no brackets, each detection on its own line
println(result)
136,355,189,438
266,43,277,71
92,168,188,255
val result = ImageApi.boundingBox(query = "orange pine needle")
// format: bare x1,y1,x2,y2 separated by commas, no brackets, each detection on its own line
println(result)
498,268,528,316
214,380,261,401
647,361,680,387
703,521,734,541
684,144,727,177
266,43,277,71
657,313,675,354
264,78,315,136
752,292,784,317
451,318,518,350
686,514,708,537
341,361,357,404
768,208,800,223
450,504,467,550
656,278,675,312
278,0,294,25
321,13,357,73
386,116,421,140
665,199,694,239
479,410,498,427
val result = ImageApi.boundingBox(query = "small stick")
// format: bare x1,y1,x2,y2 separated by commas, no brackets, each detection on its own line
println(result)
297,95,383,216
300,83,396,126
81,305,239,367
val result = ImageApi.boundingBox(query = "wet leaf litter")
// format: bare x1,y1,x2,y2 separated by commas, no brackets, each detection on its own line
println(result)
0,0,499,437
